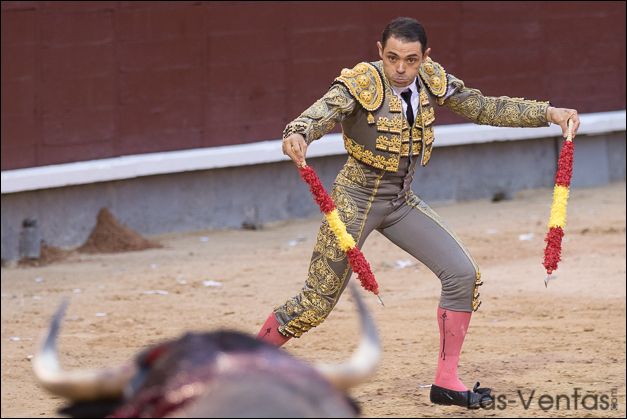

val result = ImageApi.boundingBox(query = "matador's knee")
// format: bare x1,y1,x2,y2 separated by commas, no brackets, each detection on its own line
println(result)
273,288,336,338
438,262,483,313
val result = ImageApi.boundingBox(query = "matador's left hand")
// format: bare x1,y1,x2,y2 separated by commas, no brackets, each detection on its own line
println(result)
547,107,580,139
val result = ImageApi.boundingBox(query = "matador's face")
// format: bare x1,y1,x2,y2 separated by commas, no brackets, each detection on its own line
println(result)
377,36,431,88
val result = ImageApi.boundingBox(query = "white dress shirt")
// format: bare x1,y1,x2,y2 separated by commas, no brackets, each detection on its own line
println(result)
391,79,419,121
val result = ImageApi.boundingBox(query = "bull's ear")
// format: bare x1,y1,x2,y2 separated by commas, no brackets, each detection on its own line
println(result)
32,300,137,401
315,281,381,390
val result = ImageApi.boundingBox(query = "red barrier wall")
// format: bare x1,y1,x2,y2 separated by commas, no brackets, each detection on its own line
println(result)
2,1,625,170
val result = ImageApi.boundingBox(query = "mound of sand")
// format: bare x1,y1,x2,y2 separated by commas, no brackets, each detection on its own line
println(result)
78,208,161,254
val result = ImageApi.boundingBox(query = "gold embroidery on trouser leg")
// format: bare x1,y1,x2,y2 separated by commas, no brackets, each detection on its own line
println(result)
405,192,482,311
279,289,333,337
276,170,384,337
313,185,358,262
306,256,342,296
278,203,353,335
331,185,358,226
472,271,483,312
314,221,346,262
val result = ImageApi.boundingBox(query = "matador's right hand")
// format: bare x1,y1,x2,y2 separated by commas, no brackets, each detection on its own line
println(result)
282,133,308,167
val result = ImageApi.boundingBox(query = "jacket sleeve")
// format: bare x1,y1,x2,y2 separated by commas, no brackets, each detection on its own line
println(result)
440,74,550,128
283,84,357,145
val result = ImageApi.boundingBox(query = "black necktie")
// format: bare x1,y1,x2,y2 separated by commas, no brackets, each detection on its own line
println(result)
400,89,414,127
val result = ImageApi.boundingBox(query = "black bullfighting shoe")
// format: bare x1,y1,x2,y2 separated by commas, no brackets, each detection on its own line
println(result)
430,382,494,409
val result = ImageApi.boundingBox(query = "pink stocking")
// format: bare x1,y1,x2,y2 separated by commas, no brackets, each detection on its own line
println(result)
434,306,472,391
257,312,291,347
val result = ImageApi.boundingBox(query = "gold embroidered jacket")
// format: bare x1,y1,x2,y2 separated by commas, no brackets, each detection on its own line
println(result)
283,58,550,172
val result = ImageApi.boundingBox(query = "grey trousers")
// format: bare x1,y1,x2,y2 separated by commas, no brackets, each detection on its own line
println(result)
274,156,483,338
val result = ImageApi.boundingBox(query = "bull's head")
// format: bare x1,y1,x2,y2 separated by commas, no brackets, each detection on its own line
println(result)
33,282,380,417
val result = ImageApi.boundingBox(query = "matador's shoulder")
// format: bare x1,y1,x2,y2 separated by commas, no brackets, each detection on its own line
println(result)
419,57,448,99
333,61,384,112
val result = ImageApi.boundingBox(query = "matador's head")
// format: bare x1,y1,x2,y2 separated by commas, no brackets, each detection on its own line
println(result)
377,17,432,88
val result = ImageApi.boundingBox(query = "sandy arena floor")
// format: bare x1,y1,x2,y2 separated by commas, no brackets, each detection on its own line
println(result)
1,182,625,418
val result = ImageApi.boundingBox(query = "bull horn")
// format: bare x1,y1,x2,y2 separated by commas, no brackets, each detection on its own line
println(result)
32,299,136,401
315,281,381,390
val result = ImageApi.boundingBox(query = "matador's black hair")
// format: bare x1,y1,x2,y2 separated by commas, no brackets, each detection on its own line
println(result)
381,17,428,53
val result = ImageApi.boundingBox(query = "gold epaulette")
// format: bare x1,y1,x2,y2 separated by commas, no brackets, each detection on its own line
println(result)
419,57,448,98
333,62,384,112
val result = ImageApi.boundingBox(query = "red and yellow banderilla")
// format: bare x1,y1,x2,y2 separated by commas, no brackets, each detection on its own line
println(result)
299,164,383,304
543,119,575,287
